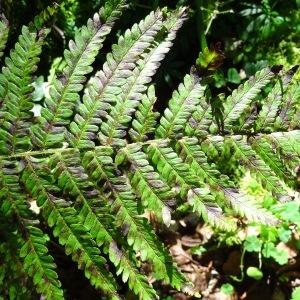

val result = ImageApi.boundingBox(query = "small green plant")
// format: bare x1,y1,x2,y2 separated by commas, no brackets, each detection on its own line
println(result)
220,283,234,295
246,266,263,280
0,1,299,299
292,287,300,300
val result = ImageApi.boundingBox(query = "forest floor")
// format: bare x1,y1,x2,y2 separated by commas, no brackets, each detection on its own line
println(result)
156,214,300,300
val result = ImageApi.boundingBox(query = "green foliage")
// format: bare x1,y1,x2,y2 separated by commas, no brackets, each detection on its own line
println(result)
246,266,263,280
0,14,9,59
0,1,299,299
220,283,234,295
292,287,300,300
244,235,262,253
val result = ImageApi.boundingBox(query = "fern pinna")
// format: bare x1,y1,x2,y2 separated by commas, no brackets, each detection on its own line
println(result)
0,1,299,299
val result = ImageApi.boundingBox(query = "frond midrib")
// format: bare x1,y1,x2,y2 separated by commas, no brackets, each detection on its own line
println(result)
2,129,299,160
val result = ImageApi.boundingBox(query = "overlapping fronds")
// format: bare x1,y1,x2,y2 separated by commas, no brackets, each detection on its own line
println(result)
31,0,126,148
119,142,175,225
83,146,186,289
255,66,299,132
0,26,49,154
21,157,119,298
67,9,162,148
0,1,299,299
0,159,63,299
176,137,277,226
223,66,279,130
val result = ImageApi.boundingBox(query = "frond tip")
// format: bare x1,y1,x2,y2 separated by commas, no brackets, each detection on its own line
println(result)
0,14,9,59
156,71,206,138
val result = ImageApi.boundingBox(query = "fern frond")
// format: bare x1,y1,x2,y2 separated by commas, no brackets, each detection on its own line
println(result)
0,15,9,59
32,0,126,148
0,160,63,299
1,3,300,297
82,148,160,299
109,242,158,300
30,4,59,31
275,82,300,130
147,140,200,196
21,157,120,299
256,66,299,132
177,137,276,225
227,135,288,200
112,180,185,288
249,135,296,188
156,72,206,138
49,151,114,249
50,150,158,299
146,140,234,230
129,85,160,141
187,187,236,231
20,225,64,300
118,142,175,226
184,92,212,138
269,130,300,170
0,223,35,299
176,138,230,189
223,187,278,225
265,131,300,179
68,9,163,149
0,26,48,154
82,147,186,289
223,67,279,130
99,8,187,147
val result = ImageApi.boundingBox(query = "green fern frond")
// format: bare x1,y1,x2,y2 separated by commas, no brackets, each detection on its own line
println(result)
223,67,280,130
249,135,296,188
21,157,119,299
156,72,206,138
68,9,164,149
184,91,212,138
32,0,126,148
118,142,175,225
227,135,289,200
99,8,187,147
109,241,158,300
256,66,299,132
82,148,159,298
146,140,235,230
147,140,200,197
187,187,236,231
129,85,160,141
275,82,300,130
0,26,49,154
0,160,63,299
268,130,300,171
50,151,113,249
0,226,34,299
176,137,276,225
0,15,9,59
20,225,64,300
52,149,158,299
82,146,186,288
97,9,165,147
1,3,300,298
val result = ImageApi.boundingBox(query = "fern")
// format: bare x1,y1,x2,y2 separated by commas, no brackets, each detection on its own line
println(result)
0,14,9,59
255,66,299,132
0,1,299,299
31,0,126,148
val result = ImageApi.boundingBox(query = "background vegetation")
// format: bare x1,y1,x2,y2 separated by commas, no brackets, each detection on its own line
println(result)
0,0,300,299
